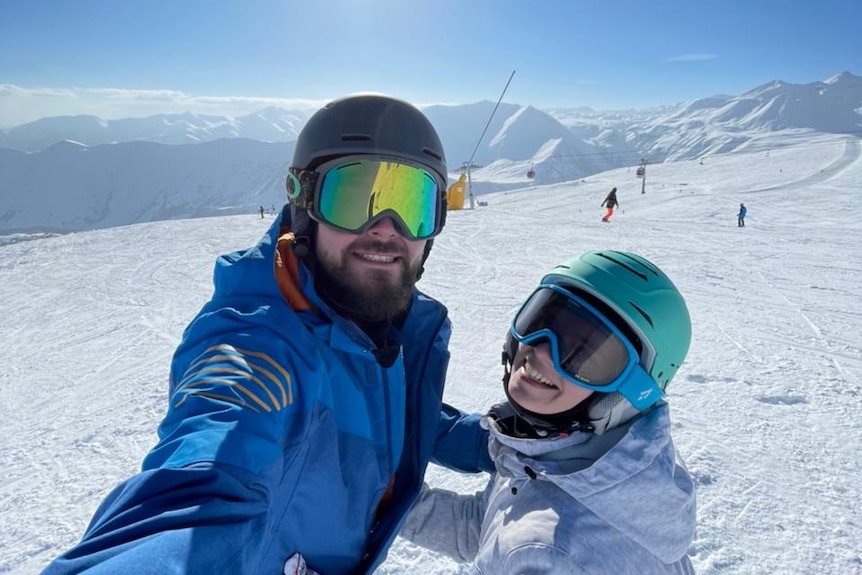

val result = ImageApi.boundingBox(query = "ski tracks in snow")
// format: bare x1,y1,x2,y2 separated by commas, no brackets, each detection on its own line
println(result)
0,217,270,573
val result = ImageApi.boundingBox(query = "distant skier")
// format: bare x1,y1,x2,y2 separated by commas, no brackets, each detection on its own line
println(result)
259,205,265,218
601,187,619,222
738,203,747,227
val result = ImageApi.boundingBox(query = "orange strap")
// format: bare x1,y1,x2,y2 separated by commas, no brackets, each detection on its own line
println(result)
275,229,316,312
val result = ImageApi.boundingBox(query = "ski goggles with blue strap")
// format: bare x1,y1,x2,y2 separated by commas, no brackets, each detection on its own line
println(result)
286,155,447,240
509,284,663,410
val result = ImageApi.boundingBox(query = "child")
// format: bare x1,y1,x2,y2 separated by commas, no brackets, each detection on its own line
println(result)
401,250,696,575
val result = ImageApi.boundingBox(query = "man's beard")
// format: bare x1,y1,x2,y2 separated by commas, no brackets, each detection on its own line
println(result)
312,239,421,325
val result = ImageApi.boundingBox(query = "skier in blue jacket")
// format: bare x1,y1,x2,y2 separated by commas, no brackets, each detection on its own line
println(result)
41,94,493,575
402,251,697,574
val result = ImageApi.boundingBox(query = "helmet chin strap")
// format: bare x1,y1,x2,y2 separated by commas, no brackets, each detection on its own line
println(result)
416,240,433,281
285,203,314,259
293,235,311,259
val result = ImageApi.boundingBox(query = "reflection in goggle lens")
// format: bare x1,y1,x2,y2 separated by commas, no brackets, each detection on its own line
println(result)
513,287,631,386
317,159,441,239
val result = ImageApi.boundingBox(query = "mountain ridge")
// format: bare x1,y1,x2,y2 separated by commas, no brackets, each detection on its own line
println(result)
1,72,859,234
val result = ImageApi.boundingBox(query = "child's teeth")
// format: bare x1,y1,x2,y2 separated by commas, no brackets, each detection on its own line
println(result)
525,361,555,388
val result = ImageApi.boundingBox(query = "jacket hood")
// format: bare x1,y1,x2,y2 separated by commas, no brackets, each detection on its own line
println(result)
209,212,311,307
486,403,696,563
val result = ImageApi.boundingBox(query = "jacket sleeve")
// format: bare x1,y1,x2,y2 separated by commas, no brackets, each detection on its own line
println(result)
41,464,274,575
40,331,310,575
431,403,494,473
399,482,488,563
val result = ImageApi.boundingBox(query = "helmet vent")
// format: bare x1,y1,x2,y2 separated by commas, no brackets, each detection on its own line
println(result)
628,301,654,328
422,147,443,162
618,252,660,276
596,252,648,281
341,134,373,142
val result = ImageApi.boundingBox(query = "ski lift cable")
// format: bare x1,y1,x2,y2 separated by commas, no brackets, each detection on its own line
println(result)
467,69,516,166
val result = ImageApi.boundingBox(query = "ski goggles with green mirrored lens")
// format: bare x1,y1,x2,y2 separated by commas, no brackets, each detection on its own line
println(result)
509,284,663,410
286,155,447,240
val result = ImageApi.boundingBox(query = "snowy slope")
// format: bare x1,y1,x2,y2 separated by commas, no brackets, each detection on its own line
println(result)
0,133,860,575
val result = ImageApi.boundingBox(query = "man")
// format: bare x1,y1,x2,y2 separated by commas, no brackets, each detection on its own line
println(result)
42,94,492,575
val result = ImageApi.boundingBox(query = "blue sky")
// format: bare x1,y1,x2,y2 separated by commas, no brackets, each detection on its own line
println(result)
1,0,860,126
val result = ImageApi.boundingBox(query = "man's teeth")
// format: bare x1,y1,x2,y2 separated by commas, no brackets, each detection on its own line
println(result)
360,254,396,263
524,361,556,388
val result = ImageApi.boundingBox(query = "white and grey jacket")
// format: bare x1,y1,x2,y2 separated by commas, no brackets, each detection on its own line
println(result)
401,403,696,575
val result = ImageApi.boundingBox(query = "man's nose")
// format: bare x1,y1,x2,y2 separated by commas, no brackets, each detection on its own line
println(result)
367,217,399,238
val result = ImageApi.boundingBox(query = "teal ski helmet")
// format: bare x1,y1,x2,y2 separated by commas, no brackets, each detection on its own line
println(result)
503,250,692,435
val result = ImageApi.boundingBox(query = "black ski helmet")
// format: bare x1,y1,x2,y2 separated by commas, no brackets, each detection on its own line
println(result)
286,93,449,260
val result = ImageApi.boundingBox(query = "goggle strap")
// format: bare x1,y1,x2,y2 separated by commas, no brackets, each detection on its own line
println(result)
286,168,318,210
615,373,664,410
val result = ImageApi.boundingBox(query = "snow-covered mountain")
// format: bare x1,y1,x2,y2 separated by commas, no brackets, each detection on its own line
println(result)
1,72,859,234
577,71,862,162
424,103,613,188
0,139,293,232
0,107,314,151
0,102,629,233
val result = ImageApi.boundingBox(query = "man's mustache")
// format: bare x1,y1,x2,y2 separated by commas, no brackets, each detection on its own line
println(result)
350,240,408,259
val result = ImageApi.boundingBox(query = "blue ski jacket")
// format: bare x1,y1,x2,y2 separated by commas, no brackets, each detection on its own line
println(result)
42,215,492,575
